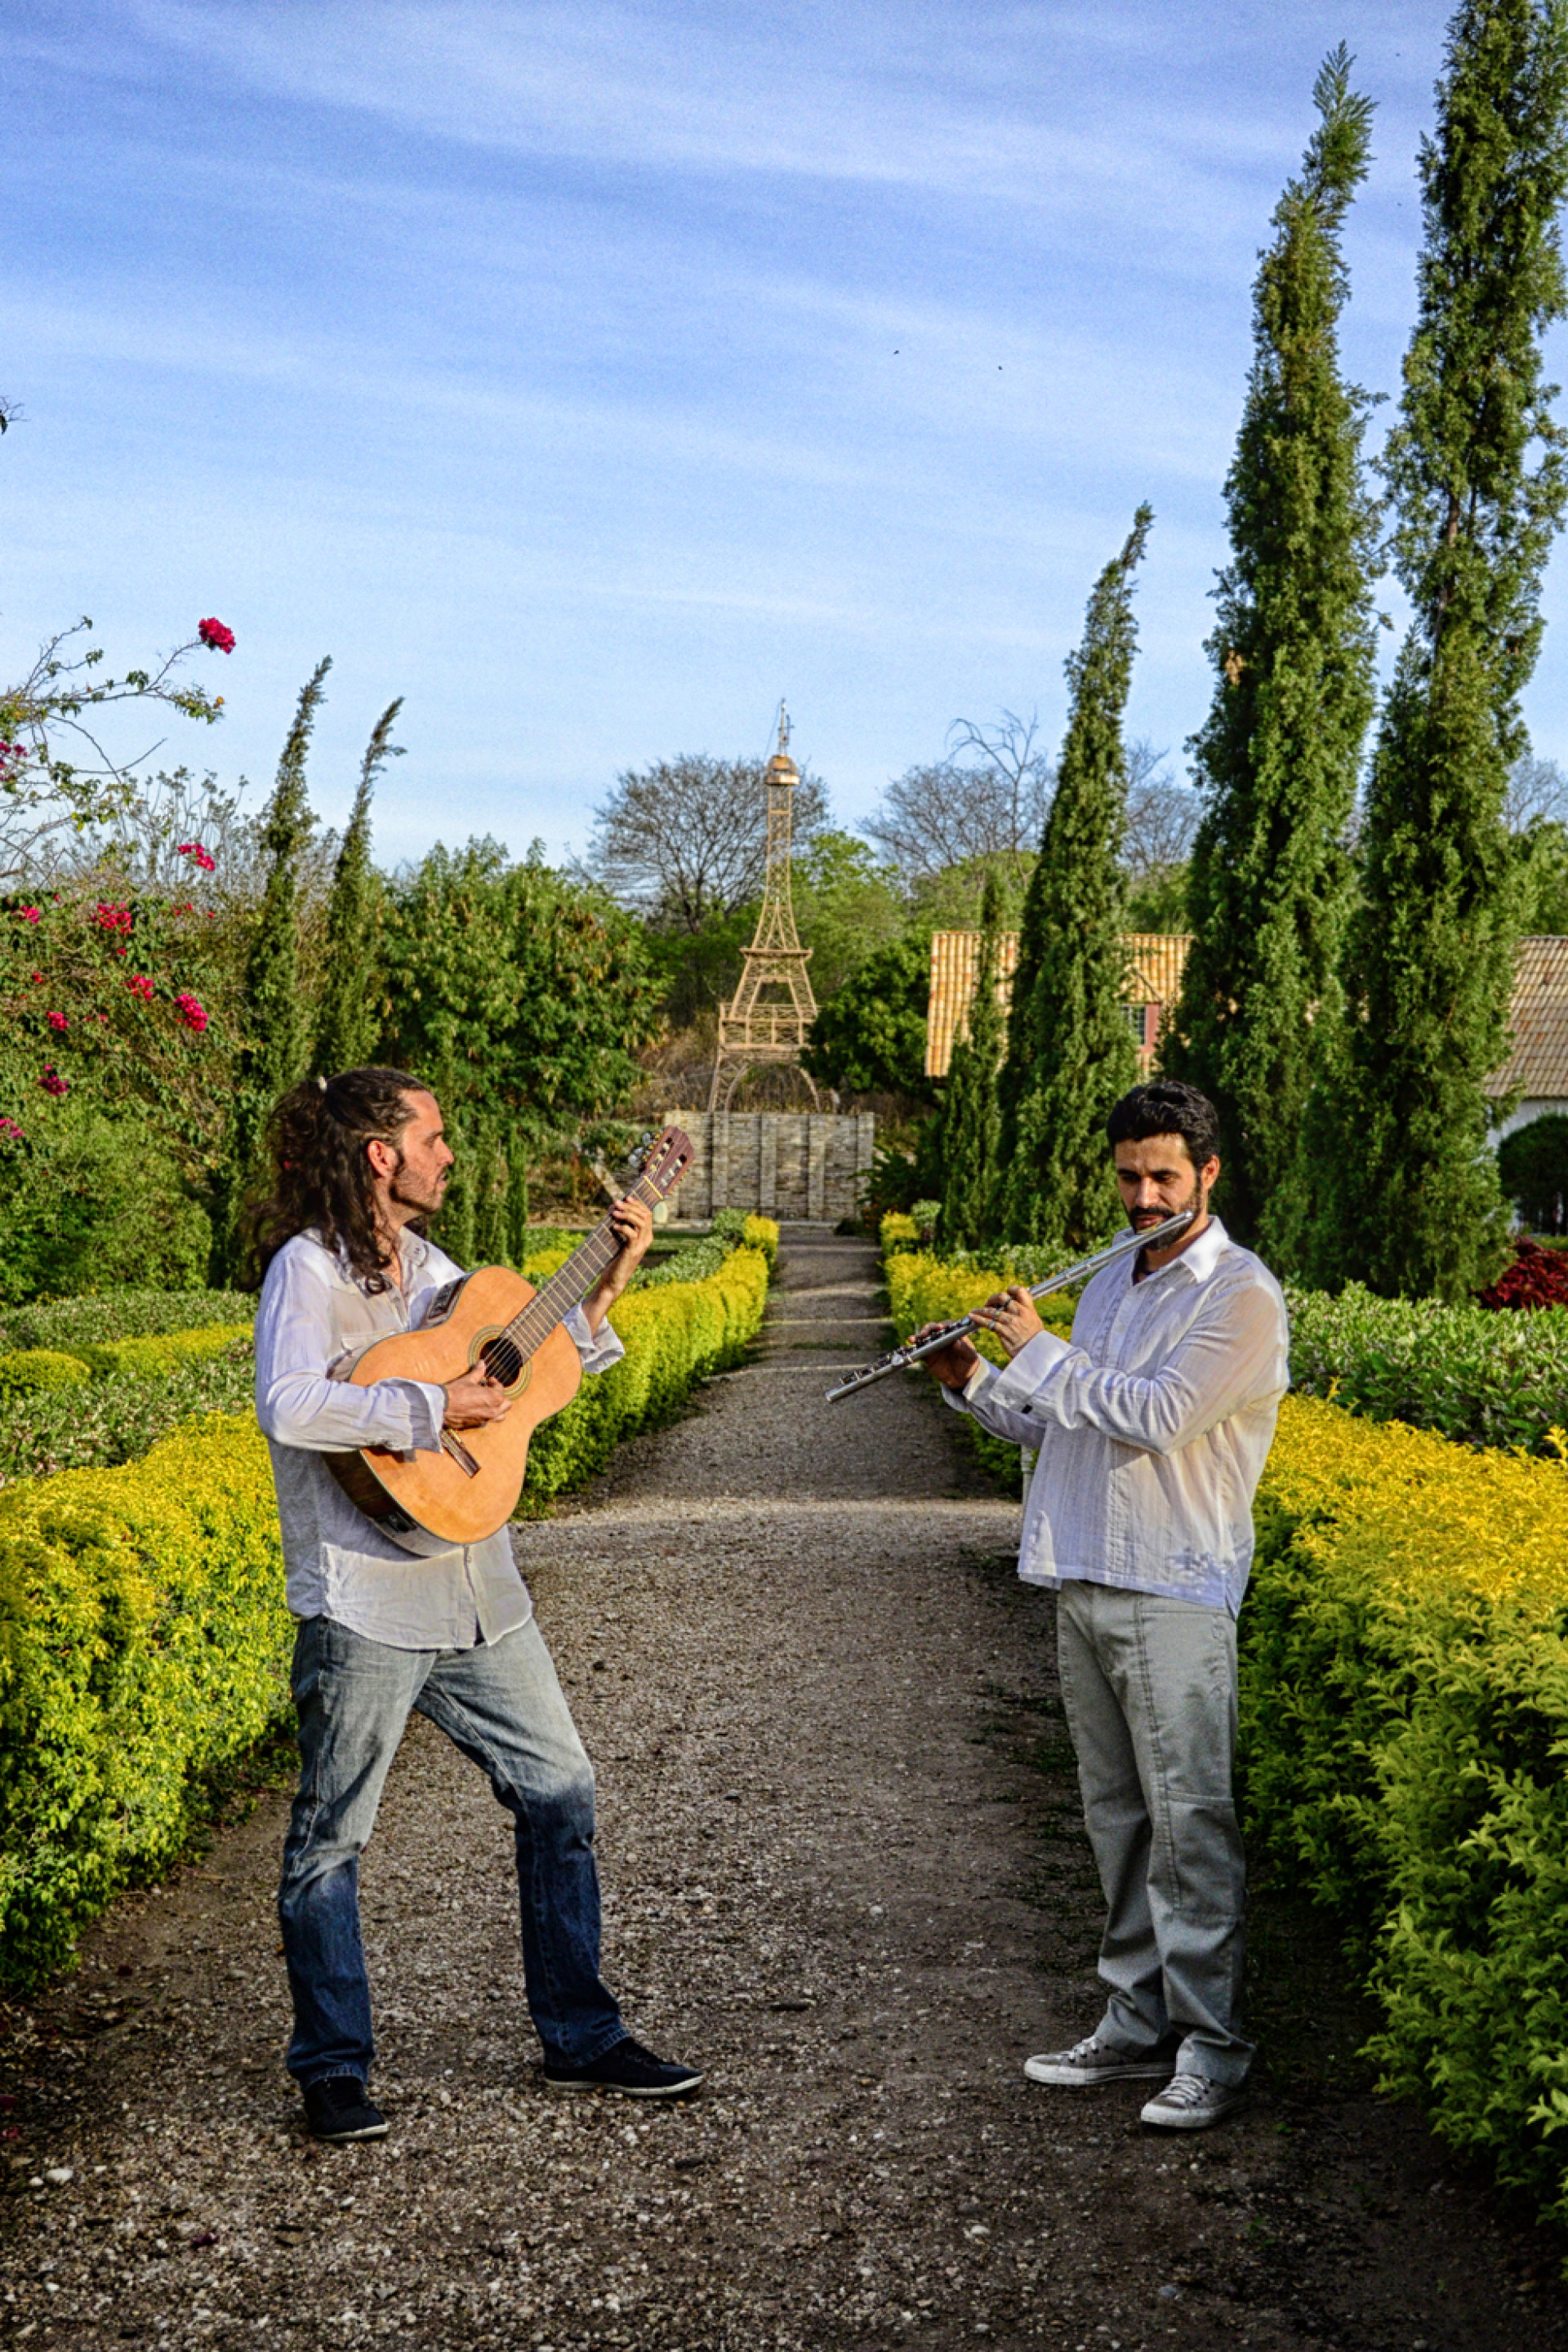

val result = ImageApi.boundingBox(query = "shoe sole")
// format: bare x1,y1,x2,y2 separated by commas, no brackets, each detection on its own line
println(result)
1139,2093,1246,2131
309,2119,390,2141
544,2071,705,2100
1024,2060,1174,2087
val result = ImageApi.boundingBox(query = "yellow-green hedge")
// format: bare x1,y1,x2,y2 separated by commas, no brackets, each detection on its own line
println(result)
0,1348,93,1396
742,1214,779,1267
0,1324,252,1392
522,1245,770,1501
0,1414,289,1989
72,1325,254,1381
0,1248,773,1987
889,1245,1568,2234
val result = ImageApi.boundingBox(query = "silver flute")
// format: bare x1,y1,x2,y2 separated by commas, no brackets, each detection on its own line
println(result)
825,1210,1194,1403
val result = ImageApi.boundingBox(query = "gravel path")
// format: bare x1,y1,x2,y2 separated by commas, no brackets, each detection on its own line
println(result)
3,1230,1566,2351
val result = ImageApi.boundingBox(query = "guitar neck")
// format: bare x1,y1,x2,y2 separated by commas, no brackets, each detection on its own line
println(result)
503,1175,661,1362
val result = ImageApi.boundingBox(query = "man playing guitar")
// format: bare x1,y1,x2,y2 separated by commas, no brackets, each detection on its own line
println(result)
250,1066,702,2141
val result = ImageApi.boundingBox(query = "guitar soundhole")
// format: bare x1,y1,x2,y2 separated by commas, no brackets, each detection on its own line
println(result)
480,1334,526,1389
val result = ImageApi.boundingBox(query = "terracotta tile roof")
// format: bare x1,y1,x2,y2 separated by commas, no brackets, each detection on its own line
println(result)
1490,936,1568,1101
925,931,1192,1078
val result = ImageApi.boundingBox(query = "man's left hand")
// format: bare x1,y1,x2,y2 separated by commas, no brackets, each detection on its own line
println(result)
581,1196,655,1331
969,1285,1045,1361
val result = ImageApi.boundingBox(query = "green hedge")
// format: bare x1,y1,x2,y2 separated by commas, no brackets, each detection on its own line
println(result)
0,1244,773,1986
0,1348,92,1397
0,1414,290,1988
0,1344,256,1491
1285,1280,1568,1456
0,1288,255,1355
1244,1399,1568,2232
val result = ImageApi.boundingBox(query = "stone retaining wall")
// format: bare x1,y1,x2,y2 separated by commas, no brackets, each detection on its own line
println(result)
660,1109,875,1223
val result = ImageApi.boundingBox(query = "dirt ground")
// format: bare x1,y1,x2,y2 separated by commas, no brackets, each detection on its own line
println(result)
2,1229,1566,2352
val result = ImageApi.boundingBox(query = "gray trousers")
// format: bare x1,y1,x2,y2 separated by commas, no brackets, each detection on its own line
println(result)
1055,1579,1251,2086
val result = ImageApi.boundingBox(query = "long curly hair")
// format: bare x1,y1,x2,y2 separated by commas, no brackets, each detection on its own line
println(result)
246,1066,431,1291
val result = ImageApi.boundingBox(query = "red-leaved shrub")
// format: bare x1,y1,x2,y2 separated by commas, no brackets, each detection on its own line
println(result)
1478,1238,1568,1310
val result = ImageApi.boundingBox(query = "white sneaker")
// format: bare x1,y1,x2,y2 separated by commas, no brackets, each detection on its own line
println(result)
1139,2071,1246,2130
1023,2035,1175,2088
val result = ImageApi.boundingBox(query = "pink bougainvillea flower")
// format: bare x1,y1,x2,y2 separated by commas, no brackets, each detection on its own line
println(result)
46,1010,68,1032
29,972,42,984
0,1116,24,1143
17,906,41,925
197,617,235,654
127,973,155,1002
39,1067,69,1097
175,991,208,1033
93,902,132,933
176,843,216,872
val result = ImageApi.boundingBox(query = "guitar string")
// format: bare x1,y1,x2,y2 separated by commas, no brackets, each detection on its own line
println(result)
476,1161,679,1383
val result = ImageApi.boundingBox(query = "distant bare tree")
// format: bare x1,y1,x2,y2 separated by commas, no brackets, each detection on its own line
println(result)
1122,739,1202,893
1505,752,1568,833
586,754,829,931
866,710,1055,880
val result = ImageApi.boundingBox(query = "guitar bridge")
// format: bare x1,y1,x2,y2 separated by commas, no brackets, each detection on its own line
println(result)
441,1432,481,1478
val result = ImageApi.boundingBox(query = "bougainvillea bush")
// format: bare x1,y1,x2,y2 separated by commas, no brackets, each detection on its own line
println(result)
0,878,240,1301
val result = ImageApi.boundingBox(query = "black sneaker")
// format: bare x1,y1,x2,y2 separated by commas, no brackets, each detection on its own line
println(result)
303,2075,389,2141
543,2034,704,2099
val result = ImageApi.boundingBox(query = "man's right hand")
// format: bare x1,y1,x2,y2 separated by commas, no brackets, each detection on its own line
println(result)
443,1365,511,1428
913,1322,982,1391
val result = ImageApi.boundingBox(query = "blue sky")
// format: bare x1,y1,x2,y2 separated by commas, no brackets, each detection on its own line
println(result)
2,0,1558,867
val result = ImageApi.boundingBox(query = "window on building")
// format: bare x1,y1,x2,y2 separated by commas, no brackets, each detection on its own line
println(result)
1122,1003,1149,1043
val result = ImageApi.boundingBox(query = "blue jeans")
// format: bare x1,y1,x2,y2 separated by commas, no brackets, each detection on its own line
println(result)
278,1615,625,2087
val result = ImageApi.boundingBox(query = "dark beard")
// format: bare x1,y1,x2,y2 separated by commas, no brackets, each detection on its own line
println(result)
388,1153,444,1223
1129,1178,1202,1234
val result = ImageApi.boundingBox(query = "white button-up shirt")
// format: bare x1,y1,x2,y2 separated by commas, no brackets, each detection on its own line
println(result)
254,1227,624,1649
948,1218,1289,1615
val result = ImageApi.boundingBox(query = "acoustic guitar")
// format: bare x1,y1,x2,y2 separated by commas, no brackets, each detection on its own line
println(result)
323,1126,695,1545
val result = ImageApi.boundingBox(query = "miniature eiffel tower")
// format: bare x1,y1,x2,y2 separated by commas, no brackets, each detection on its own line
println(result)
706,705,822,1111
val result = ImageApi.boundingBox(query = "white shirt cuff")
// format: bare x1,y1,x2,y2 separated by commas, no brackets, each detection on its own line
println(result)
988,1328,1071,1416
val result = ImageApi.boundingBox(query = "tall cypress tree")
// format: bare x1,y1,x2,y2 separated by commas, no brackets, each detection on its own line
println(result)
1307,0,1568,1300
1165,49,1379,1267
214,658,329,1277
994,509,1151,1250
313,697,402,1078
935,866,1004,1252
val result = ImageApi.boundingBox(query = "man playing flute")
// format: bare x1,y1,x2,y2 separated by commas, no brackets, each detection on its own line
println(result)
920,1080,1288,2130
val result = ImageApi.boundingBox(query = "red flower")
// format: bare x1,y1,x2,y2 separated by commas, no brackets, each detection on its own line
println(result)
29,973,42,984
38,1067,69,1097
0,1116,24,1143
175,991,208,1034
176,844,216,873
46,1010,68,1032
17,906,40,925
127,974,155,1002
197,618,235,654
93,902,132,933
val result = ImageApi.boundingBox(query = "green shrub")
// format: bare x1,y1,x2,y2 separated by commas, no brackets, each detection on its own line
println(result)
1244,1398,1568,2231
0,1343,256,1490
523,1246,770,1501
0,1414,292,1988
0,1349,92,1396
0,1288,255,1355
0,1111,212,1310
73,1325,253,1382
1498,1112,1568,1233
1285,1280,1568,1455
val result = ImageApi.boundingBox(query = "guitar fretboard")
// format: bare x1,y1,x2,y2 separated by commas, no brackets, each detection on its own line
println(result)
495,1174,663,1372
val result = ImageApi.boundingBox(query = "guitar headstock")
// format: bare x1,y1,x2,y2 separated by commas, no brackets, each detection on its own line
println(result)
632,1126,696,1200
